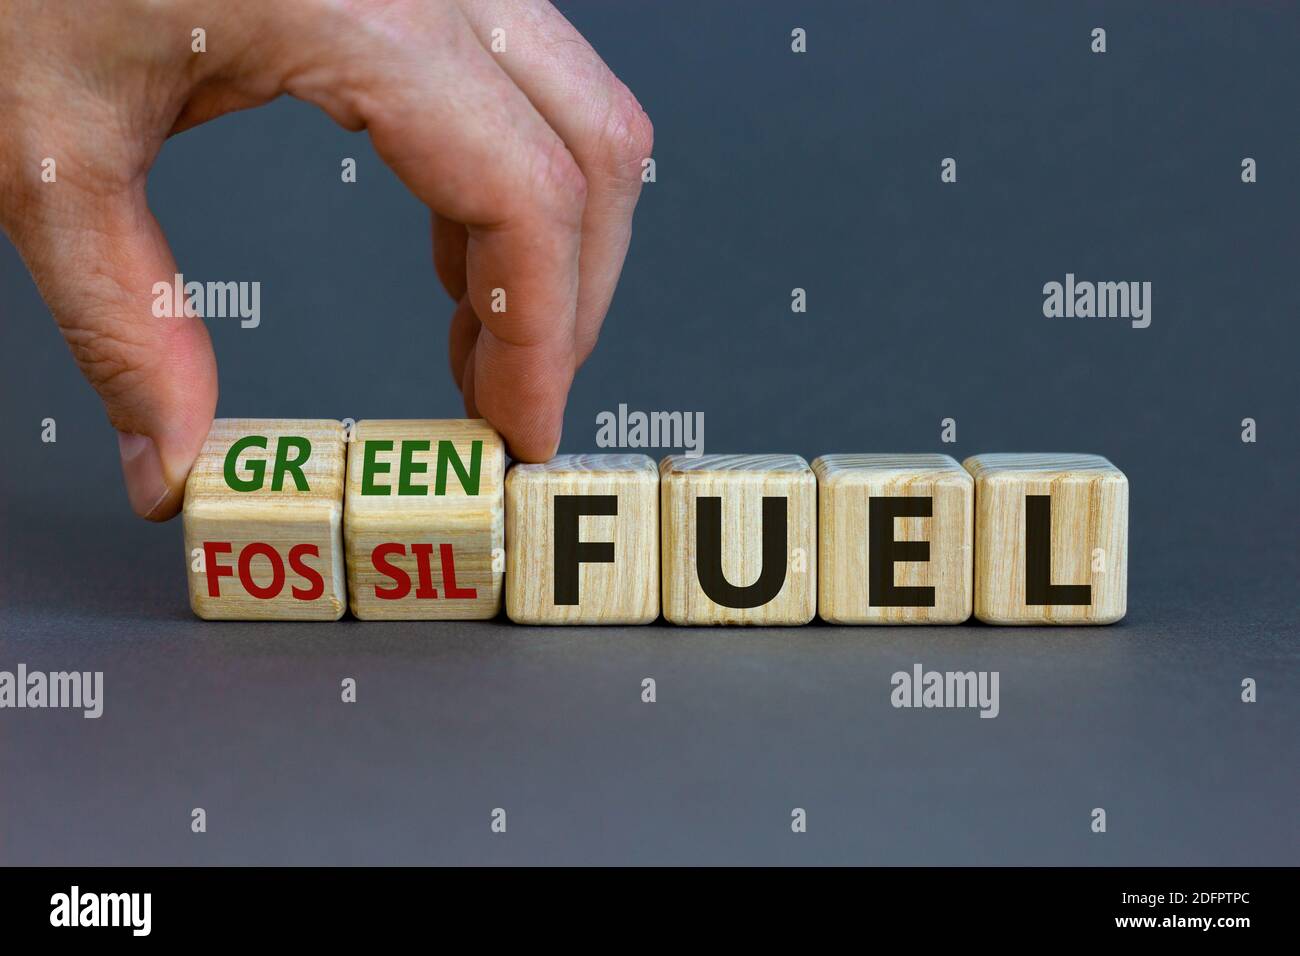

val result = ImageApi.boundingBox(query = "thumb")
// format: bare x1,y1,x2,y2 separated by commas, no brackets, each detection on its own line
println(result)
9,183,217,519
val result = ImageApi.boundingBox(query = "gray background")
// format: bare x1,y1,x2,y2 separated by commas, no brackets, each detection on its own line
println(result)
1,1,1296,865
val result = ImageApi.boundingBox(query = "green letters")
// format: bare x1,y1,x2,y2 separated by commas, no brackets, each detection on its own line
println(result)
271,436,311,491
437,440,481,495
224,435,268,491
399,440,430,495
362,440,394,495
360,438,481,495
225,434,312,491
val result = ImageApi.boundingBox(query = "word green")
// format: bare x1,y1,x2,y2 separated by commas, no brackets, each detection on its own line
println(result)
361,440,482,496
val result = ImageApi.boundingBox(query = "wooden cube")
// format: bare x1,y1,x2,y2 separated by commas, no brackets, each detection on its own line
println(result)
344,420,504,620
505,454,659,624
184,419,347,620
964,454,1128,625
813,454,973,624
661,454,816,625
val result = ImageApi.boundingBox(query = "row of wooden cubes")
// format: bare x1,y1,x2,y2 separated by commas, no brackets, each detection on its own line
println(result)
183,419,1128,625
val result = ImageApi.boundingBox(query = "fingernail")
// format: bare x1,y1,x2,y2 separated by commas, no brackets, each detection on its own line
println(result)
117,432,172,518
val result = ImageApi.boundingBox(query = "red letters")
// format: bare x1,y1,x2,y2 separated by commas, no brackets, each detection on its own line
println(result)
370,543,478,601
201,541,325,601
439,543,477,599
372,543,410,600
411,543,439,599
199,540,474,603
289,544,325,600
203,542,235,597
239,542,284,599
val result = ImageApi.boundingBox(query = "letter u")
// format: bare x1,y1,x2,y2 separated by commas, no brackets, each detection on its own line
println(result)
695,496,788,608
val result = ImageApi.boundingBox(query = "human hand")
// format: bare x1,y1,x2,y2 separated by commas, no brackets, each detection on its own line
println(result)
0,0,652,518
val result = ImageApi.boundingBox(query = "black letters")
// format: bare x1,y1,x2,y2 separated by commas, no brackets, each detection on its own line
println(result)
869,496,935,607
553,495,618,604
696,496,787,608
1025,495,1091,605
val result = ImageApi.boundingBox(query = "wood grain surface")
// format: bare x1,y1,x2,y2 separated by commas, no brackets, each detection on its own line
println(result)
964,453,1128,624
813,453,972,624
505,454,659,624
344,419,503,620
661,454,816,625
184,418,347,620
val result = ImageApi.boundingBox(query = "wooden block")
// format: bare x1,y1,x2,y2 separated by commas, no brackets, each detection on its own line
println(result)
184,419,347,620
505,454,659,624
964,454,1128,625
343,420,504,620
813,454,973,624
661,454,816,625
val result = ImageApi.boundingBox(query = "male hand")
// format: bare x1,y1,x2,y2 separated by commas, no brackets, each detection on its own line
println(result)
0,0,652,517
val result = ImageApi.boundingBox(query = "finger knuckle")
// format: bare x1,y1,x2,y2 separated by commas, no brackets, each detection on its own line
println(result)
527,134,588,222
59,320,148,410
591,84,654,185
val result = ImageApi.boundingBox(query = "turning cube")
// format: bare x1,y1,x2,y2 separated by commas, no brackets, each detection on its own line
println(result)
813,454,973,624
505,454,659,624
184,418,347,620
964,454,1128,625
661,454,816,625
344,420,504,620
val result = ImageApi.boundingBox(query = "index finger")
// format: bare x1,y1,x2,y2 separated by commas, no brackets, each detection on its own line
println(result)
281,1,585,460
461,144,586,459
